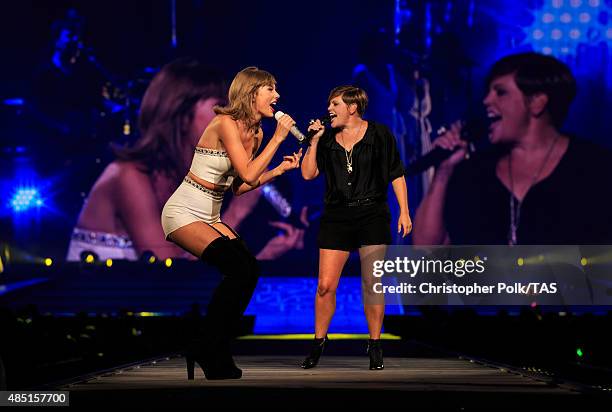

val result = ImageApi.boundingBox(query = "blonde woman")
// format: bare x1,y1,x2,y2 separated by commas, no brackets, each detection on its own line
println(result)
162,67,302,380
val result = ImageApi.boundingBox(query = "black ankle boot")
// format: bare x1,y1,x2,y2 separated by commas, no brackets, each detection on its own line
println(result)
185,354,242,380
301,336,328,369
185,338,242,380
367,339,384,370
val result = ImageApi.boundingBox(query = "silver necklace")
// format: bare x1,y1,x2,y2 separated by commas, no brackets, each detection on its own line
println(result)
340,122,363,174
508,136,559,245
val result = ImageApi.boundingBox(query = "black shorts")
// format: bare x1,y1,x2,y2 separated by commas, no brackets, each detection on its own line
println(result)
317,201,392,251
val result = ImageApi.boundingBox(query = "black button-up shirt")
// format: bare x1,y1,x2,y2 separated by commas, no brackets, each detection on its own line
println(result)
315,121,405,206
444,138,612,244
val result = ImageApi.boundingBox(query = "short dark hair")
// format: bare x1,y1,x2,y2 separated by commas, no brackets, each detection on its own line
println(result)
328,85,368,116
486,52,577,129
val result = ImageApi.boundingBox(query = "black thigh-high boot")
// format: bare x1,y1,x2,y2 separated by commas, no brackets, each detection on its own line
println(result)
204,237,260,339
225,237,260,313
185,236,260,380
206,237,259,369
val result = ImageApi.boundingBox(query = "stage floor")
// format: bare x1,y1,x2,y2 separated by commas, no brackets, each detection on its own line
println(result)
58,355,590,407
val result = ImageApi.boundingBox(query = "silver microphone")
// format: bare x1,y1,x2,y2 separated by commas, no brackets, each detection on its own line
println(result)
261,183,292,218
274,110,306,143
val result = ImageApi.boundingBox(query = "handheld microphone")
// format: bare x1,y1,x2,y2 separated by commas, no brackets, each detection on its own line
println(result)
261,183,291,218
274,111,307,144
306,113,332,140
309,113,333,126
405,116,490,176
261,183,322,229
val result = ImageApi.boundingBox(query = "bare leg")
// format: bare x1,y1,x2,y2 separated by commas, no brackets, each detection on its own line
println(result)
168,221,237,257
359,244,387,340
314,248,350,338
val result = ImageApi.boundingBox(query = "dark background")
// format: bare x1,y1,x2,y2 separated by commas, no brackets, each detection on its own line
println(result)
1,0,611,261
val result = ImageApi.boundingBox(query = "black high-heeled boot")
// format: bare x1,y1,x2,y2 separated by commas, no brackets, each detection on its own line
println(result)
184,237,260,380
185,336,242,380
300,336,328,369
185,354,242,380
367,339,384,370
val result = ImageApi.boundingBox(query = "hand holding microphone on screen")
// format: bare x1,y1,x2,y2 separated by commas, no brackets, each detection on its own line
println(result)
405,116,489,176
430,121,470,173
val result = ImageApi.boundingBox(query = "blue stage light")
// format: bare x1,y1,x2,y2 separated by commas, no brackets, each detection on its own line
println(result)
2,98,25,106
9,188,44,213
524,0,611,56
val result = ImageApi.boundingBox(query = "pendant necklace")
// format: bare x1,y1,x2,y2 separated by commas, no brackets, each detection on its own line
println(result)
508,136,559,245
341,122,363,174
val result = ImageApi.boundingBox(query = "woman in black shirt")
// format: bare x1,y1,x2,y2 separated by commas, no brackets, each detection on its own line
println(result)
413,52,612,246
300,85,412,370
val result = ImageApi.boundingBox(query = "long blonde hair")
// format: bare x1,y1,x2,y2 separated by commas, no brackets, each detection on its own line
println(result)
214,66,276,129
114,58,226,182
